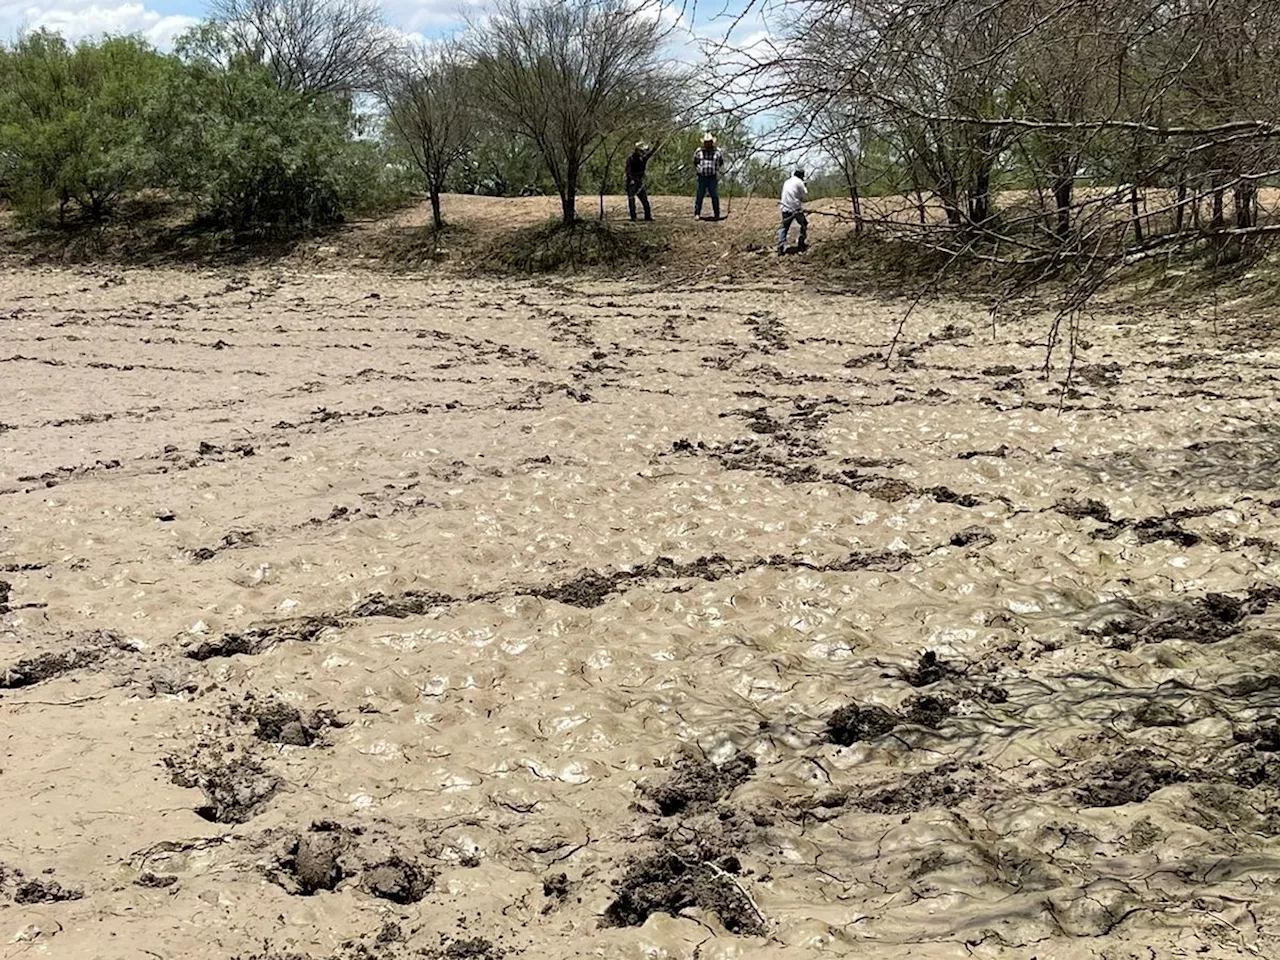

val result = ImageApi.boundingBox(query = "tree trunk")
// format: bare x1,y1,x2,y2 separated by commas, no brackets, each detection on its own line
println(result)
429,188,443,231
1129,185,1144,245
1174,173,1187,234
1052,173,1073,241
560,189,576,225
1233,183,1257,229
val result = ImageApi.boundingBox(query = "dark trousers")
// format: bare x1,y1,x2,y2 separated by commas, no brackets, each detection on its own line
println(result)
627,180,651,220
695,175,720,219
777,209,808,252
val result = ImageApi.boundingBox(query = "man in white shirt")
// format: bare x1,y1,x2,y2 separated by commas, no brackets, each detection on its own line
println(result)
777,167,809,254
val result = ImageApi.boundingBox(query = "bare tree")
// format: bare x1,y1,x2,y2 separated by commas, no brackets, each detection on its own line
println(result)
468,0,678,225
209,0,392,95
378,41,477,230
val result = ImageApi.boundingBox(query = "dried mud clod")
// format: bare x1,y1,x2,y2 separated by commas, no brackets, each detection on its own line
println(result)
352,589,454,618
134,872,178,889
185,615,342,660
13,877,84,904
530,555,739,609
361,854,434,904
1,629,130,689
233,696,344,746
950,525,995,548
825,703,899,746
166,753,281,823
904,650,959,687
603,851,765,936
902,694,955,729
278,825,351,895
1053,497,1113,523
644,755,756,816
440,938,503,960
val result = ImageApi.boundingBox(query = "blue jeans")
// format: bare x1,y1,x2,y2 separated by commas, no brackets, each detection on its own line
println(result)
695,175,720,219
627,180,651,220
777,209,808,252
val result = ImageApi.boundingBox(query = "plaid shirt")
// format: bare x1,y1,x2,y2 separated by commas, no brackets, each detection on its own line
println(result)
694,147,723,177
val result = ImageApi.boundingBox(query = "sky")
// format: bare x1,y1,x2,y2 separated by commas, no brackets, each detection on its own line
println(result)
0,0,770,57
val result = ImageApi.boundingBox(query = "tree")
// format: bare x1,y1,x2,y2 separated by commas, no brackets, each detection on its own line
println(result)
156,32,404,232
378,41,477,230
0,32,172,223
469,0,678,225
206,0,392,96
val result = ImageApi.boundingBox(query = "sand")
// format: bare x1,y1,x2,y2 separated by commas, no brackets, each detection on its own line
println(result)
3,255,1280,959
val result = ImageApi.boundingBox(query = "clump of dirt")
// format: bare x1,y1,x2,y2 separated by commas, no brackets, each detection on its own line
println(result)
185,615,342,660
1054,498,1113,522
744,312,789,353
277,824,351,895
542,872,570,899
166,753,281,823
902,694,955,728
529,555,741,608
644,755,756,816
533,570,619,608
602,851,764,936
352,589,454,618
0,579,9,614
1,630,129,689
189,529,259,563
361,854,434,904
442,938,503,960
866,478,914,503
958,445,1009,459
855,762,980,814
950,525,995,548
924,485,982,507
826,703,899,746
135,872,177,888
14,877,84,903
903,650,959,687
233,696,343,746
1075,751,1188,807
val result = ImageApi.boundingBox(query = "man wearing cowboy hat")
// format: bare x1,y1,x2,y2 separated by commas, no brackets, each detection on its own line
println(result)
625,140,657,222
693,133,724,220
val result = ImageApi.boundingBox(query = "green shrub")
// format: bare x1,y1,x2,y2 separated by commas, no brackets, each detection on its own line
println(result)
0,32,172,223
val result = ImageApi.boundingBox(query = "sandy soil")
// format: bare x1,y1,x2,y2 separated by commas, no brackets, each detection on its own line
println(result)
3,259,1280,960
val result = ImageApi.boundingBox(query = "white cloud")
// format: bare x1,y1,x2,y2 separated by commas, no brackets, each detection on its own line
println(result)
0,1,199,47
